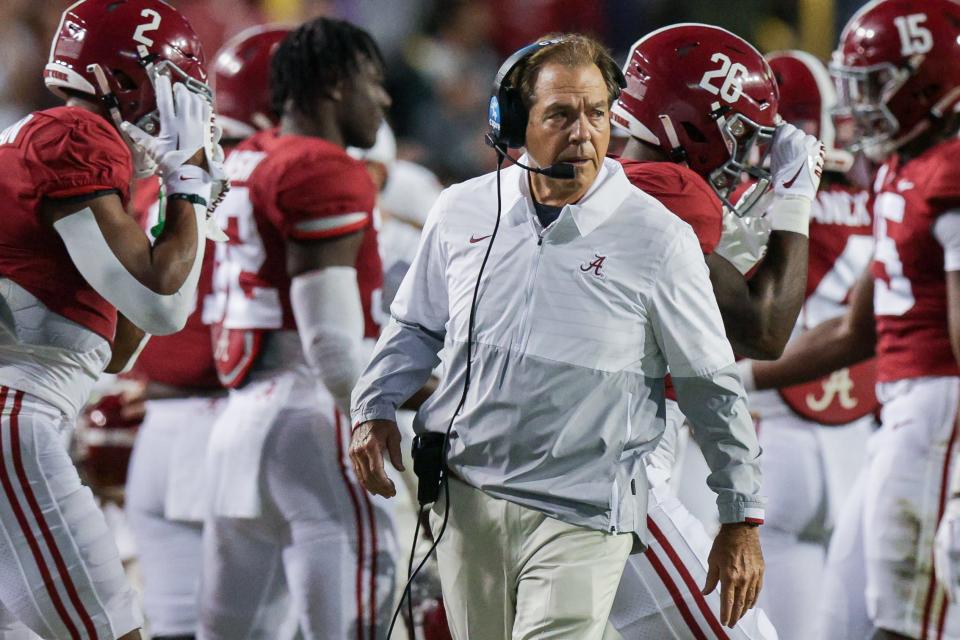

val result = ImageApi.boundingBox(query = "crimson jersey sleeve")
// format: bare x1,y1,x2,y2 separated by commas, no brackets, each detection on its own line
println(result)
254,142,376,241
25,107,133,204
618,158,723,254
922,139,960,211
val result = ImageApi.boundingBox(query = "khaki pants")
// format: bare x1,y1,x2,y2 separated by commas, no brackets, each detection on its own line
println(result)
431,477,633,640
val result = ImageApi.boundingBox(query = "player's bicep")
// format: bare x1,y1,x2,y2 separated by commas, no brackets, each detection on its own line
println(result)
286,231,364,279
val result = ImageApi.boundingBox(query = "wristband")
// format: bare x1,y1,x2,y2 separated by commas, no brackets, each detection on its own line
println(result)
768,195,811,237
167,193,208,207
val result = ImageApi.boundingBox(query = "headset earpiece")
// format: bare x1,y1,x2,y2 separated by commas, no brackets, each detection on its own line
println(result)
486,37,627,151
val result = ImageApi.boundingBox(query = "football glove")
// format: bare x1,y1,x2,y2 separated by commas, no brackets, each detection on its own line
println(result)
121,75,212,199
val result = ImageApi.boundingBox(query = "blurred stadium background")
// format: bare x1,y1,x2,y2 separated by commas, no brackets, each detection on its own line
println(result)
2,0,860,186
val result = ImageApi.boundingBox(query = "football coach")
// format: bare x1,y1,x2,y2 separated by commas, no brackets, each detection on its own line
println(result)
350,34,765,639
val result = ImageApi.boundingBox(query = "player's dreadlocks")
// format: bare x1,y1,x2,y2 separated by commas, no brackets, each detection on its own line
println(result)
270,17,385,118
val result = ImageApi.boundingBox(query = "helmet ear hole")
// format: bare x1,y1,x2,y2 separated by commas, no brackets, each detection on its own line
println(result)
681,121,708,143
112,69,136,91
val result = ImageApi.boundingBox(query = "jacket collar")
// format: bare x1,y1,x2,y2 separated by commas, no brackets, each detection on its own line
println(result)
501,156,632,237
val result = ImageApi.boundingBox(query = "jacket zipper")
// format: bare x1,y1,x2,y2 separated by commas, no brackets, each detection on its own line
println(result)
610,392,634,533
514,232,545,351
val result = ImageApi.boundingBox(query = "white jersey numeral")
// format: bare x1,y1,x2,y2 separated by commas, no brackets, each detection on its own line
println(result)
894,14,933,56
133,8,162,47
804,234,874,328
203,185,283,328
0,114,33,146
873,192,916,316
698,52,747,103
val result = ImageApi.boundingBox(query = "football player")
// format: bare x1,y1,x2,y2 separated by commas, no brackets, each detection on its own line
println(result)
199,18,396,639
733,50,876,640
605,23,823,637
0,0,219,637
743,1,960,637
123,25,291,640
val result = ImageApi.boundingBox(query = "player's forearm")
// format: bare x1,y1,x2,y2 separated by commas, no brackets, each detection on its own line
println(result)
751,313,874,390
742,232,808,357
105,315,149,374
712,231,808,360
144,198,201,294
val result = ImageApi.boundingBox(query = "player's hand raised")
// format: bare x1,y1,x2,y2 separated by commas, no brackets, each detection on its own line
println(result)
770,122,825,203
349,419,405,498
703,522,765,627
121,75,211,178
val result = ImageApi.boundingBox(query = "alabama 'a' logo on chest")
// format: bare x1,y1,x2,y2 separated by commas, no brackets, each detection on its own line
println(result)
579,254,606,278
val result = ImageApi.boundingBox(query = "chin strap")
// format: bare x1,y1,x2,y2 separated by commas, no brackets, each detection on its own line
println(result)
658,114,688,165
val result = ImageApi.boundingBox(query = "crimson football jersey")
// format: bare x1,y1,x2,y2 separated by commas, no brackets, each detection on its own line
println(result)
128,176,221,389
0,107,133,341
618,158,723,254
871,138,960,383
206,129,382,387
776,182,879,424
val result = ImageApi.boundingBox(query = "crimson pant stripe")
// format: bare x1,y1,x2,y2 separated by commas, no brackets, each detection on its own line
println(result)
334,408,366,640
0,388,82,640
648,517,731,640
921,406,960,640
8,390,98,639
937,591,949,640
645,544,708,640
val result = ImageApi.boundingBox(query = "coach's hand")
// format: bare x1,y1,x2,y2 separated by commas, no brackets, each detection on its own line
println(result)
703,522,764,627
349,419,405,498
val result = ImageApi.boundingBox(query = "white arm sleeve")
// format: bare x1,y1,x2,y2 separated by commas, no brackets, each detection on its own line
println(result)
934,211,960,272
290,266,364,415
53,205,206,336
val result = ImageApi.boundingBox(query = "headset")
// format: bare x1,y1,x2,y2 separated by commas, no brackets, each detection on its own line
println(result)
387,37,626,639
484,37,627,178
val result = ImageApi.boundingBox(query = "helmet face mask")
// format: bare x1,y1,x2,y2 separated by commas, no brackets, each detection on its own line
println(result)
830,60,907,161
709,111,776,212
829,0,960,162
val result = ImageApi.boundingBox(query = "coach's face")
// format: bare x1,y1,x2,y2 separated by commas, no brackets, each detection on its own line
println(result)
525,62,611,203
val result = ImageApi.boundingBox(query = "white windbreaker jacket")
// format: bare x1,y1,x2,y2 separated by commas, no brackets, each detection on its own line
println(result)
352,157,764,543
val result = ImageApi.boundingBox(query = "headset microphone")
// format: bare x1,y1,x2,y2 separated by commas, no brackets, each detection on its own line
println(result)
484,133,577,180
